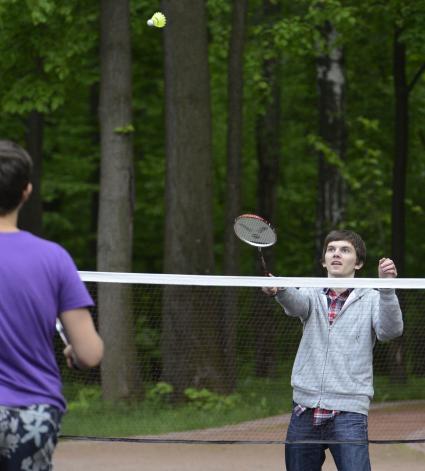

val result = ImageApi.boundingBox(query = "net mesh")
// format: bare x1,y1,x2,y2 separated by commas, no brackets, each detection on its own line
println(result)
57,273,425,444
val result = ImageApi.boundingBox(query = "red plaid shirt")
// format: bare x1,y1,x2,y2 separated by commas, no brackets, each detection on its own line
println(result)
295,288,352,426
326,288,351,325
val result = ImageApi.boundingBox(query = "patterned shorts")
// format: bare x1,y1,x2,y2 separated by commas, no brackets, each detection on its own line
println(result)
0,404,62,471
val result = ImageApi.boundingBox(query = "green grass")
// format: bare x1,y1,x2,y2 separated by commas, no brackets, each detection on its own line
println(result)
374,375,425,402
61,376,293,437
60,374,425,437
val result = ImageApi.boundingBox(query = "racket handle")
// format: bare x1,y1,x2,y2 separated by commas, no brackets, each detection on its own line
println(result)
258,248,271,276
55,319,69,345
56,319,81,370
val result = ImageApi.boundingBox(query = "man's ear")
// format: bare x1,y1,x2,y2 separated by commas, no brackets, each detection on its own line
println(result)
22,183,32,203
355,261,363,270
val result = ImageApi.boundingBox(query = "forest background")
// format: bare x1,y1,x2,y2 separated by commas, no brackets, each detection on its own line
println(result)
1,0,425,403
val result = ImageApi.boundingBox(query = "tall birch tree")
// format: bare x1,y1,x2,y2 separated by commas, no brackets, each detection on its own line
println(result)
315,21,347,264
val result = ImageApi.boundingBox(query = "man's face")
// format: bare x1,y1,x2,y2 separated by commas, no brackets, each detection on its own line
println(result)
322,240,363,278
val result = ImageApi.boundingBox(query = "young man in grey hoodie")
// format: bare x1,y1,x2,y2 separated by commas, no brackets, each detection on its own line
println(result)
263,229,403,471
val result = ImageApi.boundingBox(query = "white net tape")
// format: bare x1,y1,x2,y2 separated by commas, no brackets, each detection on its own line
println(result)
79,271,425,289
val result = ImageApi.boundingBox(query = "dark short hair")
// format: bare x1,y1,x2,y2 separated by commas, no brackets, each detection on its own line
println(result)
0,140,33,215
321,229,366,265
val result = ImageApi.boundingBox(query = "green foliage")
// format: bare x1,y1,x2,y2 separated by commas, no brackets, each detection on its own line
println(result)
0,0,424,274
0,0,98,114
145,382,174,407
135,314,160,355
374,376,425,402
184,387,241,412
305,0,358,35
60,373,425,437
67,386,102,412
114,124,135,135
61,374,292,436
26,0,58,24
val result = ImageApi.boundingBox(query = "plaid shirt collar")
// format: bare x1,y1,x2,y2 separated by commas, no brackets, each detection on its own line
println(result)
322,288,352,325
321,287,352,298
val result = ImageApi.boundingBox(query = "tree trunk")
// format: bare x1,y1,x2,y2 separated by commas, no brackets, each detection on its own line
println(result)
161,0,223,400
89,83,100,270
19,111,44,236
222,0,248,393
254,0,282,379
98,0,139,401
390,30,408,384
391,31,408,277
315,21,347,270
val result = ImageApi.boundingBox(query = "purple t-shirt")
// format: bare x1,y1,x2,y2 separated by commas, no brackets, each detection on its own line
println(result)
0,231,94,412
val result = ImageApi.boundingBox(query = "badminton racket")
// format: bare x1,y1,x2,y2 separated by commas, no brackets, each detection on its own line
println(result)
233,213,277,275
56,319,80,369
56,319,69,345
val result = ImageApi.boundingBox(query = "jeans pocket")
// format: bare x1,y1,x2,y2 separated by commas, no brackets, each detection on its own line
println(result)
333,412,368,441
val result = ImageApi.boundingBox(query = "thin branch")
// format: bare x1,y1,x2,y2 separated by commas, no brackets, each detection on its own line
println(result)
408,62,425,93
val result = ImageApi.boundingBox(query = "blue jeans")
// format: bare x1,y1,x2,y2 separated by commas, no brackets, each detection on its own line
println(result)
285,406,371,471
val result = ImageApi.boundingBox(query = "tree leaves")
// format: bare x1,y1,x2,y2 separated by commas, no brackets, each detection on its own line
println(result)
0,0,424,274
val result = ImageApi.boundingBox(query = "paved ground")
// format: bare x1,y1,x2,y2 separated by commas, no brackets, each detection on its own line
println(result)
54,441,425,471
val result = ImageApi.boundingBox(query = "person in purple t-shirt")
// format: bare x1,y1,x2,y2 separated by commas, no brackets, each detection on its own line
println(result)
0,140,104,470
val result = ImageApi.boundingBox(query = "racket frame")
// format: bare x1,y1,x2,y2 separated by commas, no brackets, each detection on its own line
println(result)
233,213,277,247
233,213,277,275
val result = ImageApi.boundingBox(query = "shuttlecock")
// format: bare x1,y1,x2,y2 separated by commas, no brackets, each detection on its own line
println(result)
147,12,166,28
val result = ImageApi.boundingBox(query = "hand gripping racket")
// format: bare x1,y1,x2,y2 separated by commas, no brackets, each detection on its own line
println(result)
56,319,80,369
233,213,277,275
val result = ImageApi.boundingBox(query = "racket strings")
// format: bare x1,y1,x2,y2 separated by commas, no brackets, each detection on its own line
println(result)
234,215,276,247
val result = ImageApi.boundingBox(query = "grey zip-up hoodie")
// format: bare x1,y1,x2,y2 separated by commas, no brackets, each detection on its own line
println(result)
275,287,403,415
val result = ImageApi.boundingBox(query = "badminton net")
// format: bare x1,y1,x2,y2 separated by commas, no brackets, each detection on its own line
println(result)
57,273,425,444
